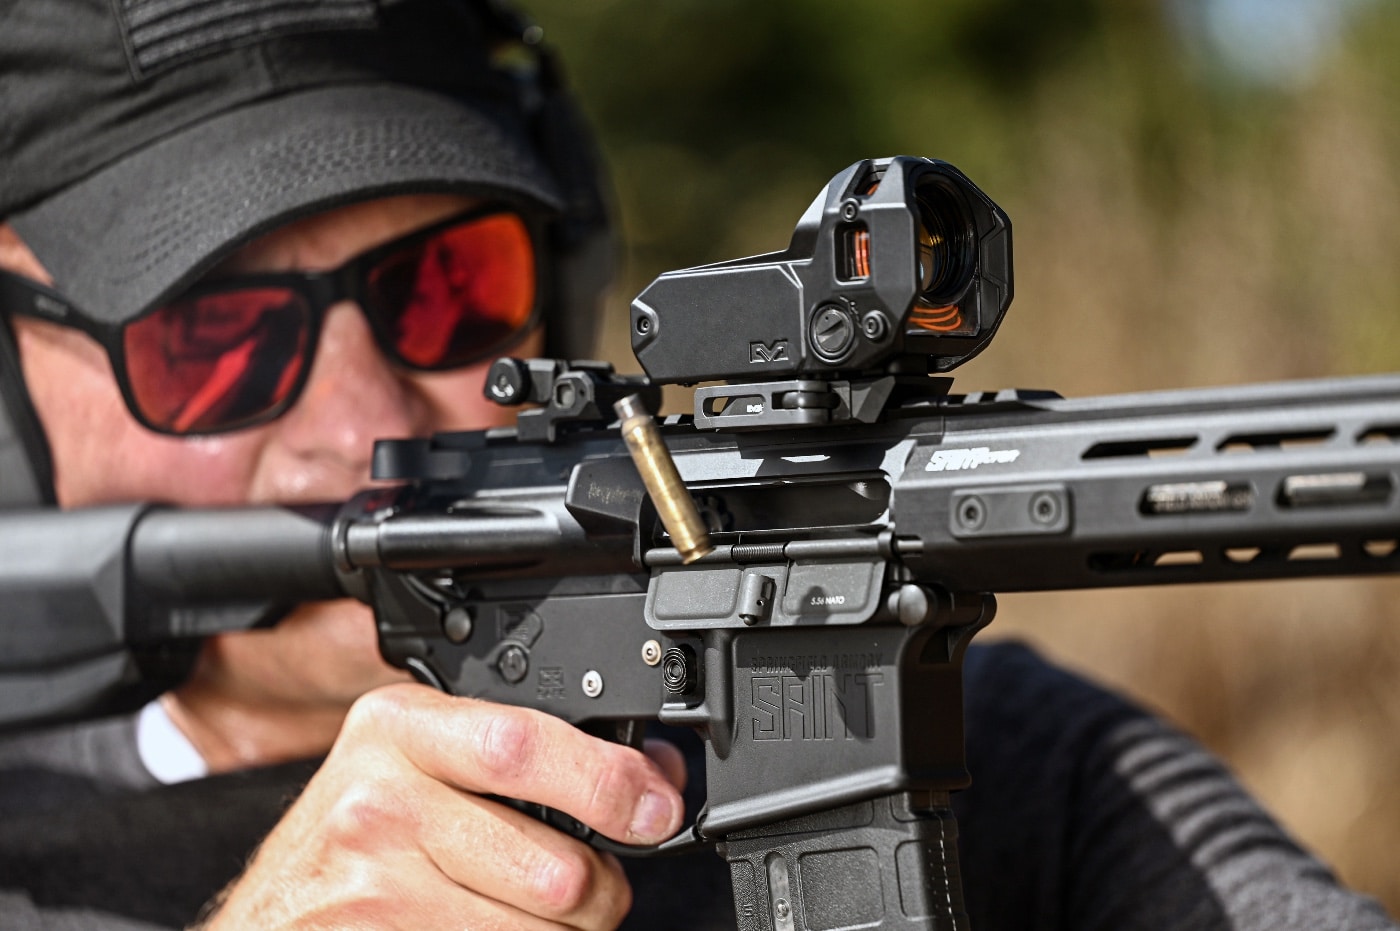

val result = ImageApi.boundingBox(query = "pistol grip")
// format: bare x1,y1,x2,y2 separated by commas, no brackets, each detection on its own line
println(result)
717,791,968,931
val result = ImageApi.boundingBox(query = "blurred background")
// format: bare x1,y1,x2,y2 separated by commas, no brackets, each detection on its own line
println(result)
524,0,1400,914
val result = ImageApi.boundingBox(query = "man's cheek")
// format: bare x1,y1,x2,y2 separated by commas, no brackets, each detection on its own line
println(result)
66,432,263,507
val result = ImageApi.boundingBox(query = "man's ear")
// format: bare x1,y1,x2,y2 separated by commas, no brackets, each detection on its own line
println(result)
0,222,58,506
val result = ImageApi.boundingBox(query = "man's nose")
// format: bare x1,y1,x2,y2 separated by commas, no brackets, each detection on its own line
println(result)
271,301,429,478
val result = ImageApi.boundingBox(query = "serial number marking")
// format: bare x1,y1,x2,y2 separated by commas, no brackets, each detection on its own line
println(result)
748,653,884,674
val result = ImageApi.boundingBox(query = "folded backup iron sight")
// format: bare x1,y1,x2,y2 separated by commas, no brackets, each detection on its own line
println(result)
488,156,1012,434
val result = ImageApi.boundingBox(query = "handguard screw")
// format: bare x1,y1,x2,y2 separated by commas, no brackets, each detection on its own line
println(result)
957,496,986,532
1030,491,1061,526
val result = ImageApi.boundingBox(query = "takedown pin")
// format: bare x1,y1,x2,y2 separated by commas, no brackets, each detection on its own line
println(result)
615,394,714,564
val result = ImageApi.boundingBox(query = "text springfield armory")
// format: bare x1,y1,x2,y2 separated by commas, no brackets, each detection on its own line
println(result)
5,156,1400,931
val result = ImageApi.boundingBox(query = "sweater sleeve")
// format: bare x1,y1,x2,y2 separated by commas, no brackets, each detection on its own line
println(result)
0,890,172,931
954,641,1397,931
0,715,316,930
0,712,158,817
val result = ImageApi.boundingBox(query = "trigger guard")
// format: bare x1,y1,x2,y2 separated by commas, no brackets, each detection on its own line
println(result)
488,795,711,857
588,821,710,858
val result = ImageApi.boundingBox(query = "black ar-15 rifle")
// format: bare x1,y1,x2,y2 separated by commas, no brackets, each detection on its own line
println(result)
4,156,1400,930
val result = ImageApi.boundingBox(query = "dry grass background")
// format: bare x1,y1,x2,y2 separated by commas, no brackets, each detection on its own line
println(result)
539,0,1400,912
967,58,1400,908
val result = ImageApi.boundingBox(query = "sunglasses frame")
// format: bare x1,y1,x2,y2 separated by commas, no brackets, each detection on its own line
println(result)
0,203,546,436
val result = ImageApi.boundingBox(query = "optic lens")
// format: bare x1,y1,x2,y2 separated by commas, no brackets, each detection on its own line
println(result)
913,177,975,308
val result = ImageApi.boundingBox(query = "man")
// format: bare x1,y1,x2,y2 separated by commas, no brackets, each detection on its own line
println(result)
1,1,1396,929
0,2,695,928
1,196,688,928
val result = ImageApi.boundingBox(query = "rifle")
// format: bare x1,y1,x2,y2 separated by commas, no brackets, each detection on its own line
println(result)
4,156,1399,930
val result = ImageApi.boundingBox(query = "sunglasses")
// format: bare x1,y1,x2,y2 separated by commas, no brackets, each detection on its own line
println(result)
0,205,541,435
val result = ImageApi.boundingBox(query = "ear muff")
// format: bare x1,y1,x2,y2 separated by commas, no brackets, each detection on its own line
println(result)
534,77,616,363
475,0,616,362
0,314,56,507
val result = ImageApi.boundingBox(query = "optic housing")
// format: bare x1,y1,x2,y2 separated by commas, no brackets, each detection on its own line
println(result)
629,156,1012,383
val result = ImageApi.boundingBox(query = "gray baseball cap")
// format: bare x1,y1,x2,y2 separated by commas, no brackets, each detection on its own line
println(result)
2,0,564,326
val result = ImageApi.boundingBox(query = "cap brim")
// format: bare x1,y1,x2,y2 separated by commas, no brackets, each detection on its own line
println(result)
10,84,563,326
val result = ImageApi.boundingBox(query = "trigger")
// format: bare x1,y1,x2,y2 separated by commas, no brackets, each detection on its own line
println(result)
581,719,645,750
403,656,448,691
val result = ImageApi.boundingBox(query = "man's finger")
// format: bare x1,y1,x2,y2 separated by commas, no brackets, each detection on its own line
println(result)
643,738,688,792
342,685,684,846
417,784,634,929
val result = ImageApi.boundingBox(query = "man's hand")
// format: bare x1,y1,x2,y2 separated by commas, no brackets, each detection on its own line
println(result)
165,601,413,772
199,683,685,930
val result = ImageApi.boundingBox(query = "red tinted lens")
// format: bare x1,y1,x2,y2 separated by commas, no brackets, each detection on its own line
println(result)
123,289,311,434
366,212,536,368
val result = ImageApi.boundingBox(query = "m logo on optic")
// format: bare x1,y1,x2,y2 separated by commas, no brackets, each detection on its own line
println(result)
749,340,789,363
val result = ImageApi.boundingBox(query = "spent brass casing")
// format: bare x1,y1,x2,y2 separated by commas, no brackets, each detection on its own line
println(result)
615,394,713,563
